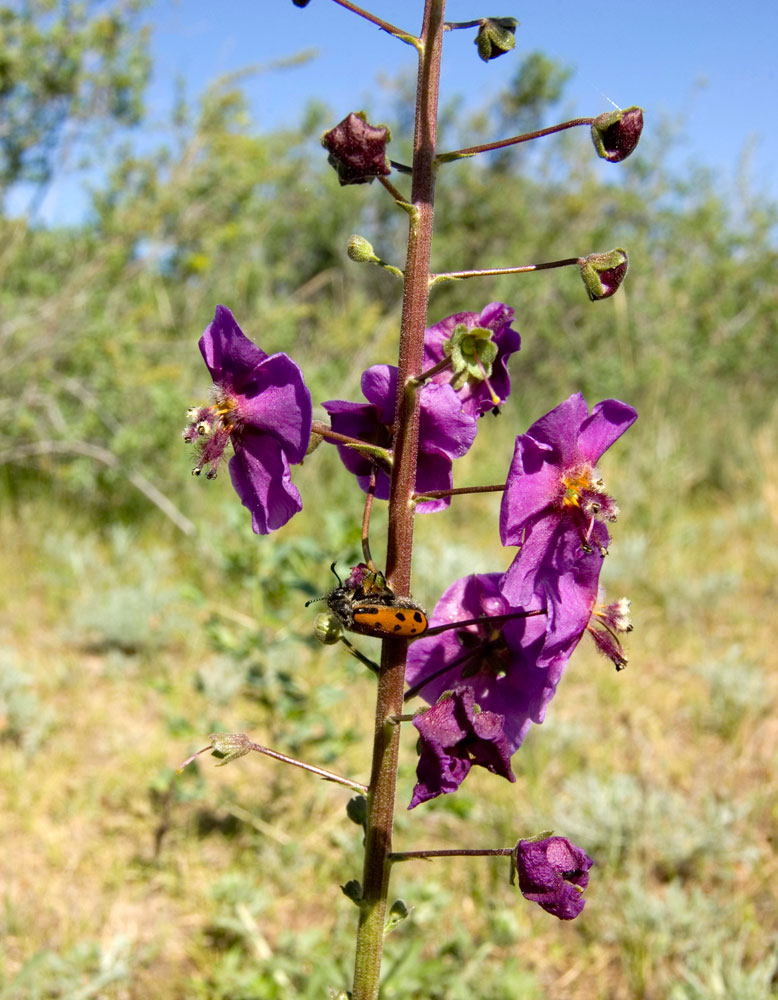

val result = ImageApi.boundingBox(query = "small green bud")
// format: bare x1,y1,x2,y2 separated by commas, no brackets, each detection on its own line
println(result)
305,430,323,456
208,732,252,766
346,794,368,828
591,107,644,162
347,234,378,263
314,612,343,645
475,17,518,62
341,880,363,905
385,899,410,933
579,248,629,301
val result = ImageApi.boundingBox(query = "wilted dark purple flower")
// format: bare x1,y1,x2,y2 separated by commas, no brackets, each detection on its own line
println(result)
409,686,515,808
591,106,644,163
406,573,553,755
515,836,593,920
322,365,477,512
423,303,520,416
184,305,312,534
322,112,391,185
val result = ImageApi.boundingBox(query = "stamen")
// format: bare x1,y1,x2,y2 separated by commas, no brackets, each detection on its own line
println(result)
473,346,501,405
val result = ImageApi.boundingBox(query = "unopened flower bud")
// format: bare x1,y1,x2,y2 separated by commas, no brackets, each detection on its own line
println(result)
475,17,518,62
322,112,391,186
346,794,368,827
579,248,629,301
591,106,644,163
209,732,252,765
347,234,378,263
385,898,410,931
341,879,363,904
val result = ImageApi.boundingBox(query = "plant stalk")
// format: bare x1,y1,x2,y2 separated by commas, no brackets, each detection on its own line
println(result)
351,2,446,997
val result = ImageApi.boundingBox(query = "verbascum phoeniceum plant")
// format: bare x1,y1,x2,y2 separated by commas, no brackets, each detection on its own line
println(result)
181,2,643,996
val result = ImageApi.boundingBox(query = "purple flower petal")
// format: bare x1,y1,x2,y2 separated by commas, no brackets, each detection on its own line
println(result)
323,365,478,511
228,430,303,534
406,574,551,755
238,353,313,464
199,305,268,386
577,398,638,464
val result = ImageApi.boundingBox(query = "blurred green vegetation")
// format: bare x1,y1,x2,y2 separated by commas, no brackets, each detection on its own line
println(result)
1,4,778,999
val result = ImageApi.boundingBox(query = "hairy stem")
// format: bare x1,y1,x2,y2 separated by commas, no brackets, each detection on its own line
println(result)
437,117,594,162
351,3,446,998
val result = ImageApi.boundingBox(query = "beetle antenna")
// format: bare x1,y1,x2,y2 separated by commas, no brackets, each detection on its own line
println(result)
306,562,343,607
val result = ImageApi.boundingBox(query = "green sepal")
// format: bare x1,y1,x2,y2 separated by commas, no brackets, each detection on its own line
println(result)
208,732,252,766
384,899,410,934
475,17,518,62
443,323,498,387
346,794,368,829
341,879,364,905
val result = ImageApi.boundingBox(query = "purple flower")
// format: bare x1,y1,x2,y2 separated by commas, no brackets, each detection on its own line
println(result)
322,365,477,512
515,837,593,920
409,686,515,808
405,573,553,755
184,306,312,534
500,392,637,608
423,303,520,416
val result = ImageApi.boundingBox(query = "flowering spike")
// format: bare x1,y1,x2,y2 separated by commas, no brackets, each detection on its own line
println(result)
475,17,518,62
591,106,644,162
322,112,391,186
579,248,629,301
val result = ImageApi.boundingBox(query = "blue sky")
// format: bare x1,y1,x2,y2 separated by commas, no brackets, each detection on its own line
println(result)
28,0,778,221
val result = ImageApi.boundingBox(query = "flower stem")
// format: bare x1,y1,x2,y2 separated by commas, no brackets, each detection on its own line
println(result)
389,847,513,862
361,471,378,571
437,117,594,162
412,482,506,502
351,4,446,998
330,0,418,45
179,738,368,793
429,258,581,287
408,356,453,386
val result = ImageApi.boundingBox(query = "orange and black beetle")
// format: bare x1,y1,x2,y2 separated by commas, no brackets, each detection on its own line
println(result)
311,564,428,639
